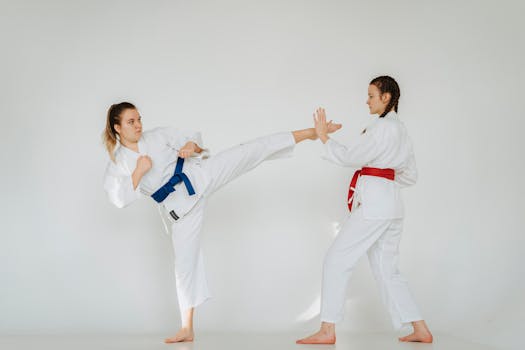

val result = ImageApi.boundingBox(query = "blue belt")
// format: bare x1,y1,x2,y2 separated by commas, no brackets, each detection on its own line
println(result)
151,157,196,203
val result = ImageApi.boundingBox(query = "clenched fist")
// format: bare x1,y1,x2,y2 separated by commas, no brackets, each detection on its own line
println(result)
136,155,152,175
178,142,196,159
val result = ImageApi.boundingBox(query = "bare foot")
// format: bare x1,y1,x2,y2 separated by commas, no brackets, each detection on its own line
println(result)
399,320,433,343
164,327,194,343
296,330,336,344
399,331,433,343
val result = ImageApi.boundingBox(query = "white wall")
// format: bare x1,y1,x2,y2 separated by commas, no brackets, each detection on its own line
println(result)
1,1,524,349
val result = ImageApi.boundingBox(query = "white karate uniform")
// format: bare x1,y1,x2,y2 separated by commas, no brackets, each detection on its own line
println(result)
103,128,296,320
320,111,423,329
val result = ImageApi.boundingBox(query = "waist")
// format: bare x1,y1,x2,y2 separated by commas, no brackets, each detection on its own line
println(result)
360,167,395,180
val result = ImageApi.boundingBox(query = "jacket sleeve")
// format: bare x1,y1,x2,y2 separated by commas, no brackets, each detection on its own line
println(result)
103,160,142,208
322,125,385,167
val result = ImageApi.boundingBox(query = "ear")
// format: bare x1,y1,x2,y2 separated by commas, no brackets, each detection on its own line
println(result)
114,123,121,134
381,92,391,105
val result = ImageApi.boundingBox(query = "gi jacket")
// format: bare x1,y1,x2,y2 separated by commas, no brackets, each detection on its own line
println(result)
322,111,417,219
103,127,210,220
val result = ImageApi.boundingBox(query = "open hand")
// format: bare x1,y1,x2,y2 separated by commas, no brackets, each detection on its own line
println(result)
313,107,328,138
327,120,342,134
314,107,342,140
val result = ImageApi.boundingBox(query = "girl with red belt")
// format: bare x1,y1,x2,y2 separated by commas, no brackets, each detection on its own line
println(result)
297,76,433,344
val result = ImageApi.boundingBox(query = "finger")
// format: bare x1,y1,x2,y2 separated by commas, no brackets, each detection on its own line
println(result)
318,108,324,121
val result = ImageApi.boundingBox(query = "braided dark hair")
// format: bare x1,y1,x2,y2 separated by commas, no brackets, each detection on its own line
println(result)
370,76,400,118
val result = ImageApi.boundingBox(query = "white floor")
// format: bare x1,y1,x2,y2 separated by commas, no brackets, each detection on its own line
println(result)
0,333,501,350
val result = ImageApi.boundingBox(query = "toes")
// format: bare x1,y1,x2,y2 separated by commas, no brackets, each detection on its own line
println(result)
399,335,413,342
398,333,433,343
164,337,182,343
296,337,312,344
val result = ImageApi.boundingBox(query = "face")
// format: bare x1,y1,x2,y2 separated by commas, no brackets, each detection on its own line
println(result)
114,108,142,144
367,84,390,115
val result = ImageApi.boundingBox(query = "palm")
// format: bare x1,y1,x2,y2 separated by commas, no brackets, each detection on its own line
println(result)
314,108,342,137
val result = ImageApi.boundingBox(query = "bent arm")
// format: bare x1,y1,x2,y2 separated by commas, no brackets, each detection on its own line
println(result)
103,162,142,208
162,127,209,157
322,130,383,167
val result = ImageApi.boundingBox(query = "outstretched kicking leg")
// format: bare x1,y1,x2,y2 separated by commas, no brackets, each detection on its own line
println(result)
202,126,341,195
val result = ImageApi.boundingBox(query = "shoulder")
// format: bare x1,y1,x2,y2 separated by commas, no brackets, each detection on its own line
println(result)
375,114,404,133
104,156,124,177
366,116,405,144
143,126,171,138
105,146,128,173
141,127,182,145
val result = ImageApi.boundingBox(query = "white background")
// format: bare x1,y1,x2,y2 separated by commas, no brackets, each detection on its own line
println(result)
1,1,524,349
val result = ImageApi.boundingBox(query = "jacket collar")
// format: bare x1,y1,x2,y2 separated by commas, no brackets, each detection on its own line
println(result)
383,110,398,119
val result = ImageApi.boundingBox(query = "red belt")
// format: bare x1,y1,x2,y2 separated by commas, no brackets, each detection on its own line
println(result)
347,167,395,212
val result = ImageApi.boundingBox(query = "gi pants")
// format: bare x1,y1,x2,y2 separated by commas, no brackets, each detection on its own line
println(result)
320,206,423,329
169,132,295,321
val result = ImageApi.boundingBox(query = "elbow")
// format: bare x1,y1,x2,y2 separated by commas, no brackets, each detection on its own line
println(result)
107,193,128,209
113,196,135,209
113,201,125,209
411,171,419,185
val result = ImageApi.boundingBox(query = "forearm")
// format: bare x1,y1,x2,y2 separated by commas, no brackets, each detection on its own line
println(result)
292,128,316,143
131,169,145,190
323,137,379,167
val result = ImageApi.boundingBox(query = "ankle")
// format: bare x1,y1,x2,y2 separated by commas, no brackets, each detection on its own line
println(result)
412,321,430,334
320,322,335,334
